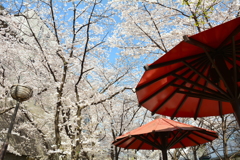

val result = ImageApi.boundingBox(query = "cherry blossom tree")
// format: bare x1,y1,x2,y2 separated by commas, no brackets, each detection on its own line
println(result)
110,0,240,58
0,1,146,159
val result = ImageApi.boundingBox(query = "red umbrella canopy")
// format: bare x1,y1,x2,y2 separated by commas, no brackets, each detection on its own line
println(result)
112,118,218,150
136,17,240,121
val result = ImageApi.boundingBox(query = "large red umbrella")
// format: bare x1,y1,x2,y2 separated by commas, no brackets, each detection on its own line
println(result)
136,17,240,123
112,118,218,160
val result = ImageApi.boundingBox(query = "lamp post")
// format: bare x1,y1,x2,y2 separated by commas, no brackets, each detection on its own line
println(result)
0,85,32,160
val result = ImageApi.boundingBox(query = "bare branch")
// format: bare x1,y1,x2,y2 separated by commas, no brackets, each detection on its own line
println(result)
0,107,14,115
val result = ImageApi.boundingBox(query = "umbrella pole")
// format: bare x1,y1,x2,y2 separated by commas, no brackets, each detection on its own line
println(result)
162,149,168,160
231,99,240,125
160,132,168,160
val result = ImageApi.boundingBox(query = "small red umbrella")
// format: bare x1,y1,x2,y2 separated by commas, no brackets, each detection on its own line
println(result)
136,17,240,123
112,118,218,160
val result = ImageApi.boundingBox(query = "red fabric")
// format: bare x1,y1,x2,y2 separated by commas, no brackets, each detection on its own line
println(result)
113,118,217,150
136,17,240,117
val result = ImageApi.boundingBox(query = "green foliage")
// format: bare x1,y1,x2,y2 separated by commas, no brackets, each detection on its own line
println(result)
182,0,218,27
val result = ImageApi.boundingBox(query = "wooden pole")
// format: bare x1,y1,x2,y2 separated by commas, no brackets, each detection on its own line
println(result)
231,99,240,126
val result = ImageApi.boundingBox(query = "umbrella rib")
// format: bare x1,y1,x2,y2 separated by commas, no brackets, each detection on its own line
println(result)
136,65,186,92
218,25,240,49
112,137,128,145
190,133,213,143
225,55,240,62
145,133,160,151
172,64,229,101
203,50,234,97
224,56,240,69
137,55,207,92
170,95,187,119
166,131,181,148
222,43,233,51
182,61,231,99
223,56,240,94
150,59,209,115
153,132,164,147
170,61,209,118
137,139,146,151
140,65,195,106
155,132,165,149
185,133,201,145
152,74,208,115
222,45,239,55
135,134,162,150
176,90,229,102
192,131,218,142
232,36,238,97
222,55,240,98
124,137,138,149
145,54,204,70
196,130,218,138
151,90,176,115
228,51,240,57
194,65,209,119
172,83,228,101
167,130,190,149
179,141,186,148
139,76,178,106
112,136,134,147
172,73,229,100
183,35,215,52
194,97,203,120
151,79,193,115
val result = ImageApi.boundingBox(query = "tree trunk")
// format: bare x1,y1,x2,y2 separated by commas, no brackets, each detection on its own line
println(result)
221,116,229,160
193,149,198,160
69,105,80,159
110,146,114,160
114,146,119,160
